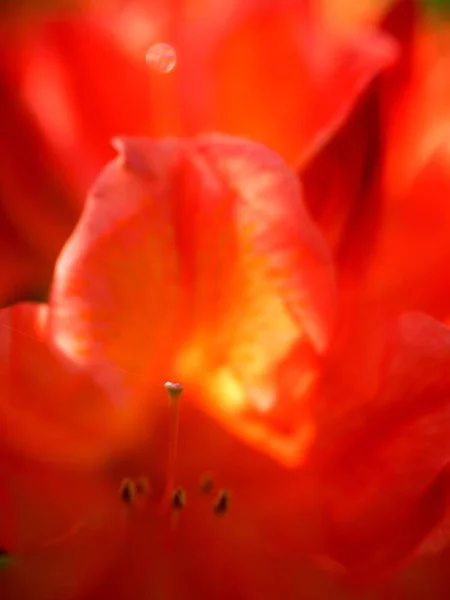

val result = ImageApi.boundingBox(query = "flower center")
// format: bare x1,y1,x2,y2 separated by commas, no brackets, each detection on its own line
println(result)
117,382,231,524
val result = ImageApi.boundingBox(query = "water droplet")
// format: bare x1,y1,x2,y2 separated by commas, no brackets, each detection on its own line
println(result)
145,42,177,74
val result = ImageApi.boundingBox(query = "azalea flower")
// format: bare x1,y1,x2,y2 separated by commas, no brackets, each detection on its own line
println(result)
3,0,450,599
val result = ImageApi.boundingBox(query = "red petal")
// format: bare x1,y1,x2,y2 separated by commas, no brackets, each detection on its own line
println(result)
207,0,396,166
0,303,139,466
301,0,412,283
366,145,450,319
49,134,335,465
364,10,450,317
0,454,126,600
18,0,396,174
0,57,80,305
317,313,450,578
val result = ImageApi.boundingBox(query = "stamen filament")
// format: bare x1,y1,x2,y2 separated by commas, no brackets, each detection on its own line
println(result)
163,382,183,506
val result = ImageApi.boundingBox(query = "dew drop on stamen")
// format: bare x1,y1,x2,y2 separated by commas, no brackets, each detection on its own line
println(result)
145,42,177,73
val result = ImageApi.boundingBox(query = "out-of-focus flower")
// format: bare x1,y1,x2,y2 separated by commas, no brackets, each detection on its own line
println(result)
14,0,396,183
3,0,450,599
0,0,394,307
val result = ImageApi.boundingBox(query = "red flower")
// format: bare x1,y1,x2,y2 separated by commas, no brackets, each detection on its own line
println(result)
15,0,395,182
0,0,393,306
3,0,450,599
2,129,450,598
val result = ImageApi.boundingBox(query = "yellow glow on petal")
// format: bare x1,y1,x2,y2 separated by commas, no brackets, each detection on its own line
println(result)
207,368,247,413
177,337,318,466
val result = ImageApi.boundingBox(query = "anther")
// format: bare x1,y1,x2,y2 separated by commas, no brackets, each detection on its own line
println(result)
119,478,137,505
164,381,184,402
199,473,214,494
213,490,231,515
171,487,186,510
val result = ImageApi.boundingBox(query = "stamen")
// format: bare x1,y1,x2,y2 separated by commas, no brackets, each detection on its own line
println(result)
119,478,137,505
199,473,214,494
171,487,186,511
213,490,231,515
163,382,183,504
164,381,184,401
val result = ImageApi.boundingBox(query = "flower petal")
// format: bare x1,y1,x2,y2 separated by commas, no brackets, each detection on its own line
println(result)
0,58,79,305
0,453,126,600
366,143,450,319
18,0,397,175
49,134,335,465
318,313,450,578
300,0,410,283
208,0,397,166
0,303,140,466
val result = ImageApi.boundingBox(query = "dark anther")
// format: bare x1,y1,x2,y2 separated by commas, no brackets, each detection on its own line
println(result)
171,487,186,510
119,478,136,504
199,473,214,494
164,381,184,402
213,490,231,515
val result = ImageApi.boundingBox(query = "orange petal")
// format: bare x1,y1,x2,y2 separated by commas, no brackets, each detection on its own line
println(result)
49,134,336,465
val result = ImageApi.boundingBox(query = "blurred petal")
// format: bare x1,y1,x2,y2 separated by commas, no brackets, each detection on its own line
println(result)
49,134,335,465
0,59,80,305
206,0,396,166
366,143,450,319
320,0,395,34
365,13,450,318
0,455,126,600
17,0,397,172
0,303,141,466
301,73,384,284
318,313,450,578
301,0,413,285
